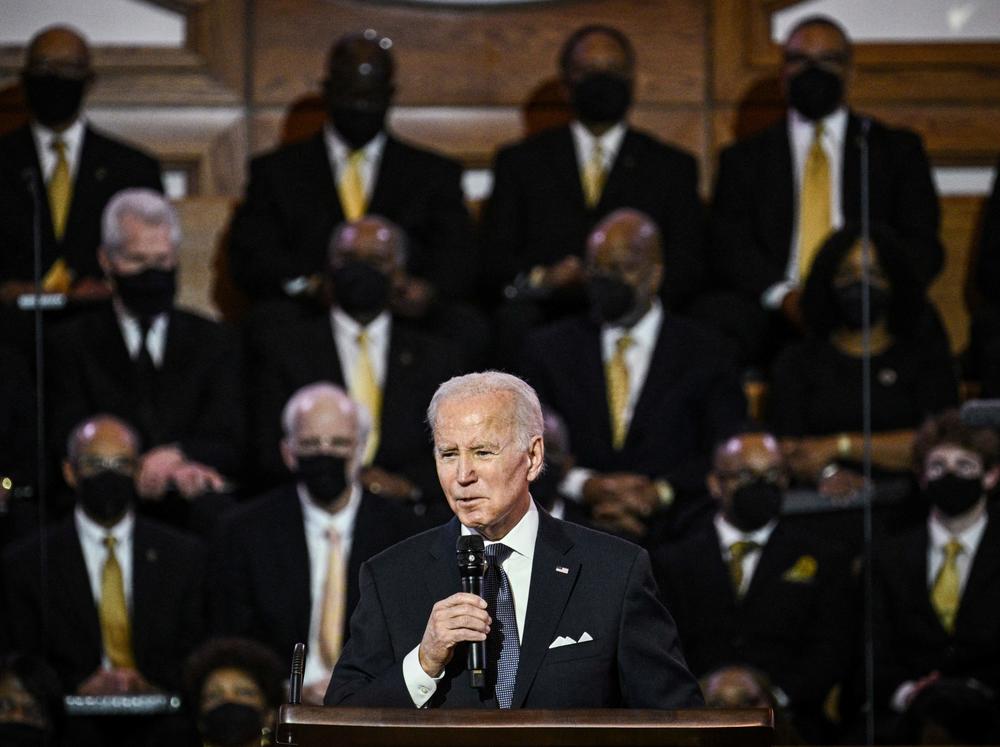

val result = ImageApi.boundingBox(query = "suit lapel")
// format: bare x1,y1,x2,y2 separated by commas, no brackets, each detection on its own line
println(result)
64,127,103,248
60,520,103,653
378,322,416,457
624,316,682,450
278,491,313,642
97,305,139,393
577,320,615,453
956,516,1000,634
424,519,463,613
548,128,589,214
315,316,346,386
841,113,862,223
368,136,403,217
304,134,344,225
765,122,795,263
597,128,639,211
10,126,58,264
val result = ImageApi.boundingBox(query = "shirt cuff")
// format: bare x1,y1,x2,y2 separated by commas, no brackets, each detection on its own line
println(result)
560,467,595,503
402,645,443,708
283,276,311,297
761,280,796,310
891,681,917,713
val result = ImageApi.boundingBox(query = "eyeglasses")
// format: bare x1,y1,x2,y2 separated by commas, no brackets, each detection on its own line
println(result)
293,435,356,457
925,457,983,481
783,51,850,68
715,468,787,487
75,455,136,477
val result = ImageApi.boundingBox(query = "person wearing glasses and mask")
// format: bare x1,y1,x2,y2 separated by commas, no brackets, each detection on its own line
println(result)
211,383,421,705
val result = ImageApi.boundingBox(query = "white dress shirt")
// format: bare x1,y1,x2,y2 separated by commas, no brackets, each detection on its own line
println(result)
330,307,390,395
324,123,386,204
762,106,849,309
298,482,362,688
114,300,169,368
31,118,86,185
403,500,540,707
570,119,627,186
714,513,777,597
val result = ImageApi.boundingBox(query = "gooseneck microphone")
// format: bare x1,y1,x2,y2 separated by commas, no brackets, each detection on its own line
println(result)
289,642,306,705
456,535,487,688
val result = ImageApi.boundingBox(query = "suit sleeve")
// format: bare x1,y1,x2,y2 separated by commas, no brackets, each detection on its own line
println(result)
659,152,706,311
618,549,704,708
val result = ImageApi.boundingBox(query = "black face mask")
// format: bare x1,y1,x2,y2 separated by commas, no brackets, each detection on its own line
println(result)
587,275,636,325
727,479,784,532
200,702,263,747
297,454,349,507
788,64,844,121
78,471,135,524
571,72,632,125
924,473,984,518
114,268,176,320
834,281,890,330
330,261,392,319
330,106,387,150
23,73,86,127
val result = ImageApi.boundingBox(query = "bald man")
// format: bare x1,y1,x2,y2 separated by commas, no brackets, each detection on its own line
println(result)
521,209,744,542
0,25,162,309
652,430,855,742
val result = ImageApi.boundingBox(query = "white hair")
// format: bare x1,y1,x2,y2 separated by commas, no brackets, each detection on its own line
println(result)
328,214,408,267
101,188,181,257
427,371,544,449
281,381,372,465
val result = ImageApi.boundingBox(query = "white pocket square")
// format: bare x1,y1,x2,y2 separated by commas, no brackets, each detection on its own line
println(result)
548,632,594,649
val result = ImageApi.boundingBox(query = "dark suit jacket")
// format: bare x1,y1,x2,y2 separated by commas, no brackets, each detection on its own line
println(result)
326,507,702,708
229,132,475,301
975,156,1000,310
47,305,244,475
0,123,162,284
482,124,705,309
653,522,855,708
210,484,423,662
872,516,1000,707
2,515,206,692
521,314,745,496
250,314,464,500
709,112,943,299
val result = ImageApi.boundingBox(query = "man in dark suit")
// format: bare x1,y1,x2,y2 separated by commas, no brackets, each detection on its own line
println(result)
327,371,702,709
47,189,242,505
521,209,745,542
250,215,465,512
212,383,422,704
653,431,854,742
0,25,162,307
872,410,1000,742
703,15,943,366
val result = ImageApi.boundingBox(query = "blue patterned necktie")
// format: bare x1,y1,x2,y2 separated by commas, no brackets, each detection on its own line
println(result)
483,542,519,708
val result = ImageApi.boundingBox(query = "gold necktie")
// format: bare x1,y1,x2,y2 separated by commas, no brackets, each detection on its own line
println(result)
100,536,135,668
729,540,760,597
582,141,606,208
353,331,382,465
338,150,367,221
318,527,346,669
48,137,72,241
606,334,634,450
931,538,963,634
797,123,831,282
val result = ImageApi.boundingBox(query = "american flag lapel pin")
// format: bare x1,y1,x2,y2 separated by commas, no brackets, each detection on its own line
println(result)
556,565,569,574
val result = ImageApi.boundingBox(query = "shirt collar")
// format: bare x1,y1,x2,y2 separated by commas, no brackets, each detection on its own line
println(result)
324,123,387,163
461,498,539,562
113,297,169,327
330,306,391,340
715,512,777,549
570,119,627,158
75,503,135,546
31,117,86,154
929,509,988,554
788,105,848,147
297,480,363,536
602,297,663,342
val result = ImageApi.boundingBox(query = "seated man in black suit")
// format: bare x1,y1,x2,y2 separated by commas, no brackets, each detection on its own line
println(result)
872,409,1000,742
250,215,465,512
702,15,944,367
653,430,855,742
47,189,242,509
483,24,704,365
521,209,745,542
327,371,702,709
3,415,205,744
211,382,422,704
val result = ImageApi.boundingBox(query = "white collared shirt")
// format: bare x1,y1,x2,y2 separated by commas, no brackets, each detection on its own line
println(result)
714,513,777,597
570,120,627,186
330,307,390,395
762,106,849,309
113,299,168,368
403,500,541,707
31,118,86,185
298,482,362,688
323,124,386,204
926,510,987,594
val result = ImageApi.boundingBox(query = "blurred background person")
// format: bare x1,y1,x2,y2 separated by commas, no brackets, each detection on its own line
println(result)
0,653,65,747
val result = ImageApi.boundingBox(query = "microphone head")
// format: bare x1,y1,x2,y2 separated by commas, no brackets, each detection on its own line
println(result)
456,535,486,576
291,642,306,676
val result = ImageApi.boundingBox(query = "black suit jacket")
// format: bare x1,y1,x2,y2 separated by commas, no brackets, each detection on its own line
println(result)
250,314,464,499
0,123,162,284
482,124,705,308
709,112,943,299
2,515,206,692
872,516,1000,707
521,314,745,496
47,305,244,475
229,132,475,301
653,522,855,708
210,484,423,663
326,507,702,708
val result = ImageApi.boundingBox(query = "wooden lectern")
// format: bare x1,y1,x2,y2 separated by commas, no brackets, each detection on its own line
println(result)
276,706,774,747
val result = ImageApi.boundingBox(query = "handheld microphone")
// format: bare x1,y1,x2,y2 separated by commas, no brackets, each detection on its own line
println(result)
456,535,487,688
289,642,306,704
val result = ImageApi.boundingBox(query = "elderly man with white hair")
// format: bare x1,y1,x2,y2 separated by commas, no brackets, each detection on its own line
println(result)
211,381,421,704
327,370,702,710
48,187,243,506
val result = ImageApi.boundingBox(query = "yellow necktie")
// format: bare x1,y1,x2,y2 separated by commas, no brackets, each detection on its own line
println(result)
606,334,634,450
797,123,830,282
931,538,963,634
100,536,135,668
338,150,367,221
582,141,606,208
729,540,760,597
48,137,72,241
353,331,382,465
318,527,346,669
